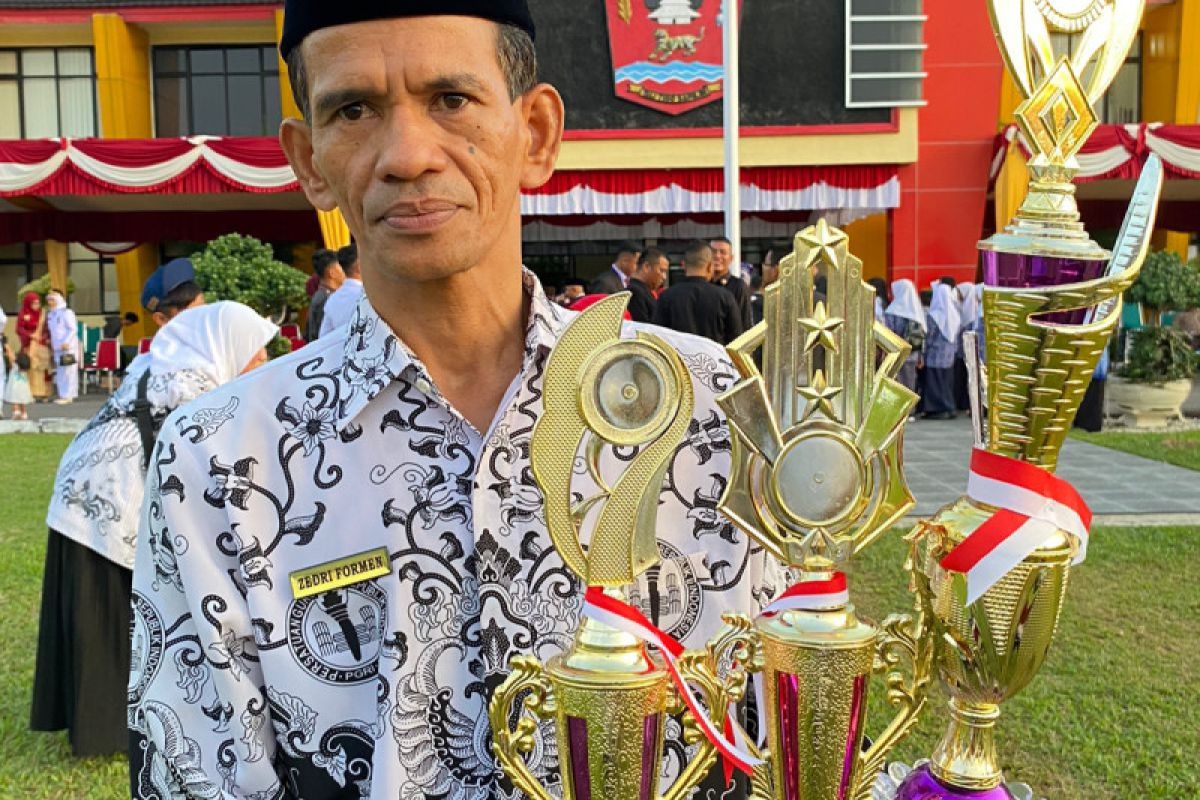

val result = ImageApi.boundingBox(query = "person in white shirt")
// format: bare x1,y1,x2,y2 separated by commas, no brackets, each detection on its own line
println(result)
127,4,779,799
318,242,364,337
33,301,276,757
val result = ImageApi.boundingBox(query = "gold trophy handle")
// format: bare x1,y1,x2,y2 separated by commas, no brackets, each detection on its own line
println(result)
851,545,936,800
488,655,557,800
658,616,760,800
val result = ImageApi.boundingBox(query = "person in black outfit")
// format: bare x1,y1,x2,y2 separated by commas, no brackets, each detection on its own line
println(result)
588,240,641,295
626,247,668,323
710,235,753,330
654,240,744,344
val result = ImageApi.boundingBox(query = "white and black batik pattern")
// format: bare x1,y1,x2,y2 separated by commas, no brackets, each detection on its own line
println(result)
128,272,780,800
46,367,217,569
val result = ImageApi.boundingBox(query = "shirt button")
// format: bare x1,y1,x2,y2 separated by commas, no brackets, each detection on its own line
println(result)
415,377,433,395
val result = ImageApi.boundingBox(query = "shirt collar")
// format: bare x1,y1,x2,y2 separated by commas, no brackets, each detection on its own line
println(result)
612,263,629,287
333,268,567,431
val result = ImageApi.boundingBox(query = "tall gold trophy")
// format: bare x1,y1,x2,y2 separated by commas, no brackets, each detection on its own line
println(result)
894,2,1163,797
717,220,935,800
489,294,752,800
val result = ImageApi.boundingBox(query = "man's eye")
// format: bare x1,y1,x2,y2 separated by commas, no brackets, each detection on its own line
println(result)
338,102,368,122
439,94,470,111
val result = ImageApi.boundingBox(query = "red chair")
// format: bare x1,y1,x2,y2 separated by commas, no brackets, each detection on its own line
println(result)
280,324,302,341
90,338,120,394
138,337,152,355
289,337,306,352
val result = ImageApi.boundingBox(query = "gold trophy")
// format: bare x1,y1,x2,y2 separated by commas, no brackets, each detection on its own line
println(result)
489,293,753,800
716,219,934,800
895,2,1163,797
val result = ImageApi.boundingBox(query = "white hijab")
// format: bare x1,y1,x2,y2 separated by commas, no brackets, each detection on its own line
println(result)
142,301,277,385
957,282,980,329
885,279,926,331
928,283,963,341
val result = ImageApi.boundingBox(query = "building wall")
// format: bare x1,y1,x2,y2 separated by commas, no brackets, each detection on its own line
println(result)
889,0,1002,289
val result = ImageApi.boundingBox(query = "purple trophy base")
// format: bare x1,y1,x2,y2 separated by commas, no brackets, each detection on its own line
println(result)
980,249,1108,325
894,764,1016,800
566,713,661,800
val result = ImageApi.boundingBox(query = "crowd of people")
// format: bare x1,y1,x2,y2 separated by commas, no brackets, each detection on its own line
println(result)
542,238,985,421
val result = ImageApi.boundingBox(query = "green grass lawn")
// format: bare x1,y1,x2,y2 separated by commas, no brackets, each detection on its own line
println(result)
1070,428,1200,471
0,434,1196,798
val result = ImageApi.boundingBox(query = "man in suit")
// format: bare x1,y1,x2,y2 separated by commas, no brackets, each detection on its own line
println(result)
710,236,753,330
588,240,641,294
653,240,743,344
625,247,668,323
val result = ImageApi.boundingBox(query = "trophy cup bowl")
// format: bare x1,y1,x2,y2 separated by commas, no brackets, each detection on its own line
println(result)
488,293,753,800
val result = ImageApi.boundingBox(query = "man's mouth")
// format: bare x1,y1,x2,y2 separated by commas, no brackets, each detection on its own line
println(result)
378,200,460,233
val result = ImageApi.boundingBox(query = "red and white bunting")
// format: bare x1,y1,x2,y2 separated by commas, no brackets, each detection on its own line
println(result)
941,448,1092,604
581,586,764,782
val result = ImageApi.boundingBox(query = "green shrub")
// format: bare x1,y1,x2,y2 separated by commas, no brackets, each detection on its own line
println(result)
15,274,76,300
1115,326,1198,383
193,233,309,320
1126,250,1200,316
266,334,293,360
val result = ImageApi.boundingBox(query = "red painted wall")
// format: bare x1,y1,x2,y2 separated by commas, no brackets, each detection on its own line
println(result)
890,0,1004,289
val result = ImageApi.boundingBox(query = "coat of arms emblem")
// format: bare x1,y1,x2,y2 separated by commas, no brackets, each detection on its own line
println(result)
604,0,741,115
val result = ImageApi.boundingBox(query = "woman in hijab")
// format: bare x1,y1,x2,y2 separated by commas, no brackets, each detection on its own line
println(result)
953,282,980,411
923,282,963,419
46,291,80,404
884,278,926,396
16,292,51,401
32,301,277,757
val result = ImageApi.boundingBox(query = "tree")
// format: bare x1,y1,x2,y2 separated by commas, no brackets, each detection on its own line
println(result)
1125,250,1200,326
192,233,309,323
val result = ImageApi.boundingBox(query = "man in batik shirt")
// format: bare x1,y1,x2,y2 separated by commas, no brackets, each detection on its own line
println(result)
128,3,778,798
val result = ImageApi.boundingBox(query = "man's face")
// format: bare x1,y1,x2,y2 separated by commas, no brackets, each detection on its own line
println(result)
281,17,563,287
642,256,668,291
710,241,732,278
325,263,346,288
563,285,584,302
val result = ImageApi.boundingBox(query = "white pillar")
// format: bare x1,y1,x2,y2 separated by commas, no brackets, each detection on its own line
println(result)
722,0,741,274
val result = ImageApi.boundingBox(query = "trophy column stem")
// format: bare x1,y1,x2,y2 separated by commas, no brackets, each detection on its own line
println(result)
929,698,1003,791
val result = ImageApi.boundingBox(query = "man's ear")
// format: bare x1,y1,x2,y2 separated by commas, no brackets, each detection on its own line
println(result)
518,83,565,190
280,118,339,212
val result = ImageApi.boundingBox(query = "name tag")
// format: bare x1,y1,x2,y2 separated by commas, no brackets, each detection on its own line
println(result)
289,547,392,600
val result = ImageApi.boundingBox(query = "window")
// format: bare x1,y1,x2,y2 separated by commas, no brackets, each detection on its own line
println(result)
0,243,47,314
67,244,118,315
0,48,98,139
1050,32,1142,124
153,46,283,137
845,0,927,108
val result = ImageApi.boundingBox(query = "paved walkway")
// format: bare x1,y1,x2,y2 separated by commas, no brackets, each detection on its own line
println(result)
903,415,1200,522
4,390,1196,523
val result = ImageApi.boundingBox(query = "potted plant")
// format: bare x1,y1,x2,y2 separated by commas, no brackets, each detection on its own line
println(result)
1108,326,1199,427
1125,250,1200,326
192,233,310,324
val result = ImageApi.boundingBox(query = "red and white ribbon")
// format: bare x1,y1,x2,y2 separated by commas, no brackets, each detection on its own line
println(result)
582,586,764,782
761,571,849,616
941,448,1092,605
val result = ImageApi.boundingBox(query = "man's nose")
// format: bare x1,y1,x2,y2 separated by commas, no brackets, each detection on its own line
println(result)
373,106,451,183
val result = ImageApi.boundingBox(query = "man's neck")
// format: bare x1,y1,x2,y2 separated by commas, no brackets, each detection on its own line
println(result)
365,260,527,434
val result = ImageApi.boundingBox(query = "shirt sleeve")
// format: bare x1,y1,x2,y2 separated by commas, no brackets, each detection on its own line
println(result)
724,293,745,344
129,424,282,799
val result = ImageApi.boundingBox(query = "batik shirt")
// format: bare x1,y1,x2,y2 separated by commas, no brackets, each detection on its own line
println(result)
923,317,958,369
129,272,780,800
46,364,216,568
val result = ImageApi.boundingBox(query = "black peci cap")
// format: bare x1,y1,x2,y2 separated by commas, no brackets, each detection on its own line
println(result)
280,0,536,59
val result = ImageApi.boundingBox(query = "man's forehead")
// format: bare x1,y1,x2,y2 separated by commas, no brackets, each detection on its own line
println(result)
303,16,502,79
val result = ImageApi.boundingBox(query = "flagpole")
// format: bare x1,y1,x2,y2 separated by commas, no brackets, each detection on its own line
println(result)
722,0,741,272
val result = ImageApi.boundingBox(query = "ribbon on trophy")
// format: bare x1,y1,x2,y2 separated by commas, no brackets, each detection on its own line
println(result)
582,586,764,783
941,448,1092,604
760,572,850,615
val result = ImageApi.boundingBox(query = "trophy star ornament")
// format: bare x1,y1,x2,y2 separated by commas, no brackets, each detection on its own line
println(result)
713,218,935,800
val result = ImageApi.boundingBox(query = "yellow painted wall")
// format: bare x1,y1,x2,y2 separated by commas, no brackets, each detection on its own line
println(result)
94,14,157,342
0,25,91,46
145,22,275,45
843,213,889,283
